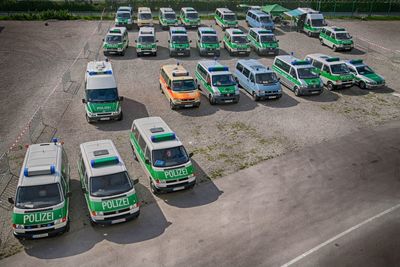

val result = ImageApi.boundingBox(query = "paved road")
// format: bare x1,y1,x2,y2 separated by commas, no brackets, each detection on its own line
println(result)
2,120,399,267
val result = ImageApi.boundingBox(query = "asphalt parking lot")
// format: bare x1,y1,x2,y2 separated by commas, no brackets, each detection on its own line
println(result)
0,18,400,265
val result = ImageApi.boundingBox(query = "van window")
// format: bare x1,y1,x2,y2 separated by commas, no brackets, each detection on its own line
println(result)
243,67,250,78
197,64,207,79
290,68,297,78
145,146,151,161
132,125,140,140
61,177,67,196
275,59,290,73
138,134,146,151
249,73,255,83
61,148,69,179
323,65,331,73
312,60,323,70
236,63,244,73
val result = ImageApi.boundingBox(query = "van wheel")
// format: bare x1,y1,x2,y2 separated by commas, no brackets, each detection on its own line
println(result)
327,82,334,91
359,81,366,89
86,114,93,124
120,50,125,56
333,45,338,52
320,38,324,45
130,143,138,161
170,100,176,110
150,180,161,195
137,52,140,57
209,94,215,105
117,112,123,121
308,31,312,37
252,92,259,101
64,220,70,233
159,83,164,93
153,52,157,56
294,87,300,96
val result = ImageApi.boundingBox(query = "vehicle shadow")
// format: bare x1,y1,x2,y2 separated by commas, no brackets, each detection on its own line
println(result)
95,97,149,132
106,46,137,61
21,181,170,259
156,159,223,208
301,89,340,103
372,86,395,94
218,91,258,112
177,94,218,117
335,86,369,96
257,90,300,108
337,47,366,55
138,45,170,61
274,28,285,36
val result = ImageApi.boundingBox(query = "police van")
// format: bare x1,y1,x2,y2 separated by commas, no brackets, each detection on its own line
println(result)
78,140,140,225
159,8,178,30
272,55,323,96
195,60,240,104
135,27,158,56
82,60,123,123
294,8,326,37
115,9,133,29
319,26,354,51
137,7,153,27
345,59,385,89
196,27,221,57
9,139,70,239
234,59,282,100
245,9,275,31
160,63,200,109
118,6,133,16
247,28,279,56
130,117,196,194
223,28,251,56
214,8,238,30
180,7,201,28
305,53,354,90
103,27,129,56
168,27,191,57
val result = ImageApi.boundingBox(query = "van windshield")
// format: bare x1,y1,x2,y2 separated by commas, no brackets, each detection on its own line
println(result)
186,12,198,19
152,146,189,168
86,88,118,102
139,35,155,43
224,14,236,21
256,72,278,84
260,35,276,42
90,172,133,197
117,13,130,19
336,32,351,40
201,35,218,44
212,74,236,86
260,16,272,23
297,67,319,79
16,184,62,209
172,79,196,91
164,13,176,20
330,63,350,75
172,35,188,44
139,13,152,20
232,36,247,44
356,65,374,75
106,35,122,43
311,19,325,27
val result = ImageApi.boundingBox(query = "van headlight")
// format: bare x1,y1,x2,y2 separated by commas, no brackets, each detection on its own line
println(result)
115,19,118,23
214,90,221,96
14,224,24,229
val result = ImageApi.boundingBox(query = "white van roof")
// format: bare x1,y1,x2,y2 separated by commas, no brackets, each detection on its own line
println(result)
198,60,231,76
217,8,234,14
139,27,155,35
226,28,246,36
19,142,63,187
80,140,127,178
86,61,116,90
306,53,346,65
133,117,183,150
160,8,175,13
138,7,151,13
275,55,314,69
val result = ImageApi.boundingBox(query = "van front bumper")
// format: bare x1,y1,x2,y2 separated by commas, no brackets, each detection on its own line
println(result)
199,48,220,56
257,91,282,99
91,207,140,226
300,86,324,95
172,100,201,108
154,178,196,193
214,94,240,104
258,47,279,55
170,49,190,56
87,111,121,122
13,221,68,239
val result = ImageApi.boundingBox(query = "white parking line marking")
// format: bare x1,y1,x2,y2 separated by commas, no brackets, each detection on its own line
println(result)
280,203,400,267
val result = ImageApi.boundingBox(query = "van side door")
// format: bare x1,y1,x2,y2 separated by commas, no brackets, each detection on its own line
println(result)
242,66,251,92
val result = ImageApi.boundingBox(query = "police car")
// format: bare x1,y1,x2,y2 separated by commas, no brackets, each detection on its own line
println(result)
78,140,140,225
9,139,70,239
82,60,123,123
345,59,385,89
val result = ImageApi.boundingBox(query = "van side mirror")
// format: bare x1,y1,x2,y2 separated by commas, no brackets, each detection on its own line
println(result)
277,77,281,81
168,40,170,43
156,40,159,42
66,192,72,198
145,158,150,164
102,38,104,42
219,40,222,43
133,179,139,185
190,40,192,43
8,197,14,204
81,99,86,104
135,40,137,43
119,96,124,101
277,40,280,42
189,152,194,158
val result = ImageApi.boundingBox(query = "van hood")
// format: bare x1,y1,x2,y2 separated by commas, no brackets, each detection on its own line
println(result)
87,101,120,113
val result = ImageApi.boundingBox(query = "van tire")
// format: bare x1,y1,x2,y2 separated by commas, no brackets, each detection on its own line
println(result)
137,52,140,57
153,52,157,56
320,38,324,45
130,143,138,161
209,94,215,105
359,81,366,89
120,50,125,56
117,112,123,121
252,92,259,101
327,82,334,91
150,180,161,195
333,45,338,52
308,31,312,37
294,87,300,96
86,114,93,124
64,220,70,233
170,100,176,110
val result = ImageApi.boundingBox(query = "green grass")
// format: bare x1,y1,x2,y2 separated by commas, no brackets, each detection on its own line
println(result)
328,15,400,21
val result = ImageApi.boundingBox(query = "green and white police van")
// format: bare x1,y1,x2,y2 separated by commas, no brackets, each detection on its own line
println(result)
115,9,133,29
168,27,191,57
305,53,354,90
215,8,238,30
292,8,326,37
223,28,251,56
320,26,354,51
345,59,385,89
129,117,196,194
9,139,70,239
196,27,220,57
103,27,129,56
159,8,178,30
82,60,123,123
195,60,240,104
78,140,140,225
272,55,323,96
247,28,279,56
135,27,158,56
180,7,201,28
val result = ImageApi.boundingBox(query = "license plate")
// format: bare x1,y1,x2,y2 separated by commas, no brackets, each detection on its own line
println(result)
173,186,185,191
184,104,193,107
111,218,126,224
100,117,110,121
207,53,214,55
178,53,184,55
268,51,275,54
269,95,277,99
225,100,233,103
33,233,48,238
311,91,319,94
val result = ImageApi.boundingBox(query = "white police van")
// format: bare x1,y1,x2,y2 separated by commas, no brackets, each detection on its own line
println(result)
9,139,71,239
82,60,123,123
78,140,140,225
135,27,158,56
